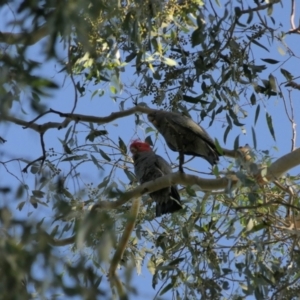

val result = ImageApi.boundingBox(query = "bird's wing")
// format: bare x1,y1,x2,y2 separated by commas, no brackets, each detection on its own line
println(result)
170,185,181,202
166,112,217,149
154,155,181,202
153,154,172,175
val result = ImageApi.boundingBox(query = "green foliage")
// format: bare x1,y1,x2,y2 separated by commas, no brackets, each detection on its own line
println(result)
1,0,300,299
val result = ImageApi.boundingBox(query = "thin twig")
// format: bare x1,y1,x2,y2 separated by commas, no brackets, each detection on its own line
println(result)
68,37,78,114
278,80,297,152
208,0,219,18
22,133,46,173
290,0,296,30
239,3,274,15
22,110,53,129
288,90,296,151
22,155,44,173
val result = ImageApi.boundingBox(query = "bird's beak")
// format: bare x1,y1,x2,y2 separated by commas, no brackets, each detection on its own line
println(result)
130,147,136,154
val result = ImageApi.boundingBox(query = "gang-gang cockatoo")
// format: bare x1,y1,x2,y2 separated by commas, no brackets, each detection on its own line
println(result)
130,140,182,217
147,110,220,172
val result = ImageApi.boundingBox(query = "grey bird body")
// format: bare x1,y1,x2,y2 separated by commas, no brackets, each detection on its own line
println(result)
132,149,182,217
148,110,220,169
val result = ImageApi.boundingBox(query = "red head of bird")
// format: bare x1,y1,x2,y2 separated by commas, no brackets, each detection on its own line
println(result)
129,140,152,154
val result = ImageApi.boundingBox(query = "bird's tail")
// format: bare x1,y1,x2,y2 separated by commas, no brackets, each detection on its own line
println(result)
156,197,182,217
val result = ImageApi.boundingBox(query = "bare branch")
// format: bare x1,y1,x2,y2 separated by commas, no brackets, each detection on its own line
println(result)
267,147,300,179
67,37,79,114
22,110,53,129
278,79,297,152
49,105,154,124
2,106,293,170
91,172,238,212
22,155,44,173
2,106,235,157
290,0,296,30
0,24,48,45
239,3,275,15
91,148,300,210
288,91,296,151
1,114,71,133
48,107,237,158
286,28,300,34
22,133,46,173
286,0,300,34
109,197,140,300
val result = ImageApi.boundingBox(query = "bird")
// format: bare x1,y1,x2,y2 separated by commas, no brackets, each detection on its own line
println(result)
130,140,182,217
147,110,220,172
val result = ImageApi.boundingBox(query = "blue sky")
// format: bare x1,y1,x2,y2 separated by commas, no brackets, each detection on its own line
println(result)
1,1,300,299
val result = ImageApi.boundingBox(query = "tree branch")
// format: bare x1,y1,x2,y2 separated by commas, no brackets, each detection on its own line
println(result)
238,3,277,15
48,107,236,158
109,197,140,300
90,172,238,212
267,147,300,179
290,0,296,30
2,106,236,157
48,147,300,247
91,148,300,211
2,106,152,133
286,0,300,35
22,133,46,173
1,113,71,133
0,24,48,45
49,105,154,124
